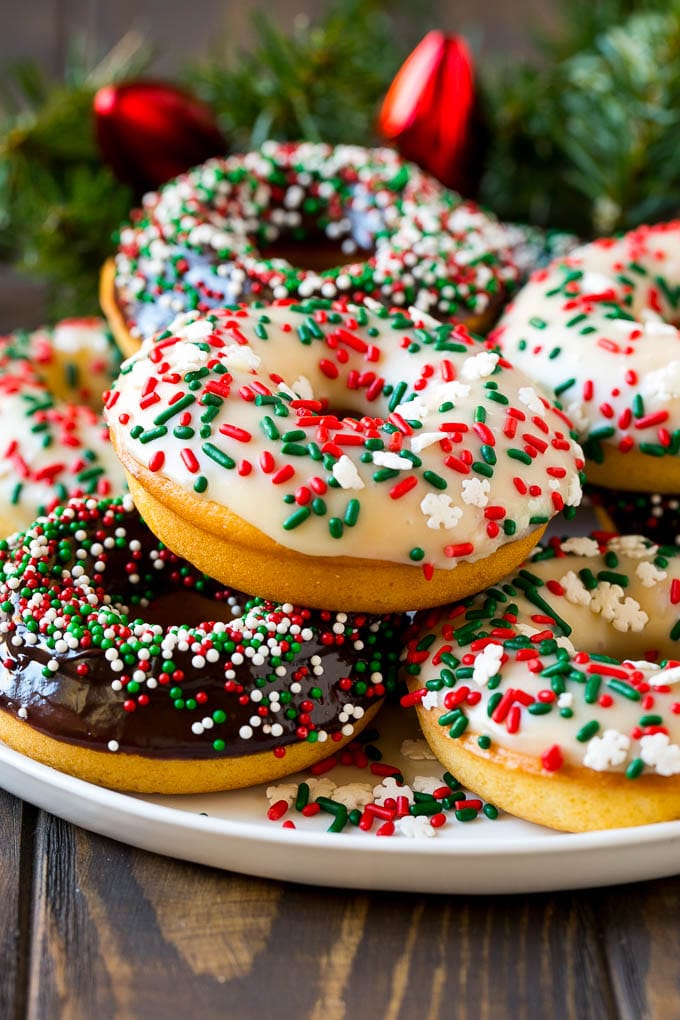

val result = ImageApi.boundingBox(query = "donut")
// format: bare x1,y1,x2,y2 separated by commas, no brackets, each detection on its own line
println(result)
0,495,402,793
587,485,680,547
491,221,680,493
100,140,534,357
0,317,126,535
403,533,680,831
104,299,585,613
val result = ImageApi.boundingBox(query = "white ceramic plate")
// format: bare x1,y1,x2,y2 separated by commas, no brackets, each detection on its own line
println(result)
1,703,679,895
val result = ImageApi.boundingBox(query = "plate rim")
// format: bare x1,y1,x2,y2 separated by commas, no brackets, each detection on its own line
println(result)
2,736,680,860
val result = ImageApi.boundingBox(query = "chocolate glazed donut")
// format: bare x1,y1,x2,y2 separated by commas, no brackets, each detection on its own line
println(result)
0,496,402,792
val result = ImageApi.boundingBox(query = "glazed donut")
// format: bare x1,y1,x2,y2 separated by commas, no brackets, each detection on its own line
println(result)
104,300,584,613
491,221,680,492
403,533,680,831
0,495,401,793
0,317,126,535
101,140,533,357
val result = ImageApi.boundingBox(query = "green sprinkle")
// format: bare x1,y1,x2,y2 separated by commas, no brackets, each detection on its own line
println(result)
153,394,195,425
576,720,600,742
423,470,447,490
626,758,645,780
138,426,168,444
508,448,532,465
261,415,279,440
606,679,641,701
328,517,344,539
283,507,311,530
202,443,235,469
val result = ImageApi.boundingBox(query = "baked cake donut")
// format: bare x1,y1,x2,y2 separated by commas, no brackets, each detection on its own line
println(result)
491,221,680,493
0,495,401,793
104,300,585,613
403,533,680,831
101,140,535,357
0,317,126,535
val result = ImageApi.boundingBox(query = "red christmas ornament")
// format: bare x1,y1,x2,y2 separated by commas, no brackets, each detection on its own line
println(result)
93,80,226,194
378,31,482,196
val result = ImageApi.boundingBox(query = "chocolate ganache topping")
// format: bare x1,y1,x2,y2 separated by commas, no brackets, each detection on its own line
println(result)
0,496,402,759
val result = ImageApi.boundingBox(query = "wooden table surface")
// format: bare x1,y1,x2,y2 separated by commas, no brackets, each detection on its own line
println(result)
0,276,679,1020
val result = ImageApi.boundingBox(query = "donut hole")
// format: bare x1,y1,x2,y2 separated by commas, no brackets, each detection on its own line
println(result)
142,591,242,629
260,238,372,273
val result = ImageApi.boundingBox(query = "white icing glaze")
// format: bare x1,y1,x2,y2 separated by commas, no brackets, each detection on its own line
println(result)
406,534,680,775
106,303,584,570
492,222,680,459
0,318,125,533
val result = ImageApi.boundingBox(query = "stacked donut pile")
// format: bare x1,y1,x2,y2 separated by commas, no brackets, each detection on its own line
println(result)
1,142,680,832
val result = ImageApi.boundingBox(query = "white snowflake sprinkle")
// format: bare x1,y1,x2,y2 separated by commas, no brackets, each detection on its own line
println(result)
607,535,656,559
518,386,546,414
373,777,413,805
461,351,499,380
331,783,374,810
332,455,364,490
635,561,667,588
589,582,648,632
396,815,437,839
472,643,504,687
560,570,592,607
400,738,437,761
639,733,680,776
583,729,630,771
560,537,600,557
419,492,463,530
461,477,490,508
371,450,412,470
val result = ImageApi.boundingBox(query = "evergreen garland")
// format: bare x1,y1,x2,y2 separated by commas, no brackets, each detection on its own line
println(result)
186,0,419,149
481,0,680,233
1,1,680,317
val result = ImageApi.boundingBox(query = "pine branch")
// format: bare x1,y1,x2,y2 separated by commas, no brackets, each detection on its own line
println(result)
0,34,148,316
482,1,680,235
186,0,423,149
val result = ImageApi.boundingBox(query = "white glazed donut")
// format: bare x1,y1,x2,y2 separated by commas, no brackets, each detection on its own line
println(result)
105,300,584,613
403,532,680,831
0,317,126,535
491,221,680,491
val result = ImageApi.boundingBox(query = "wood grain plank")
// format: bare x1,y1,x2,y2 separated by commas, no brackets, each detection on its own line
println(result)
600,877,680,1020
0,793,35,1020
25,815,629,1020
